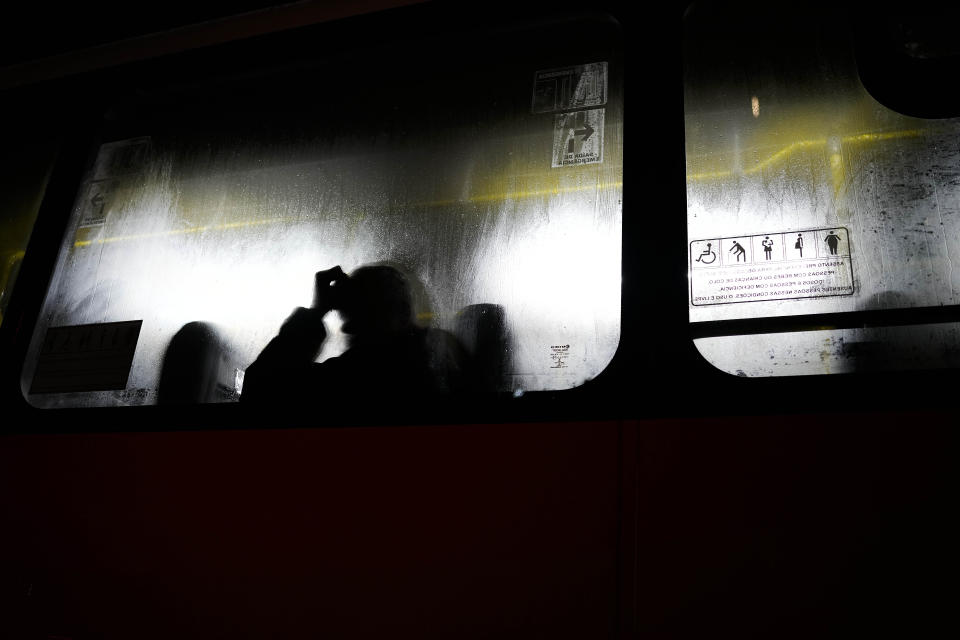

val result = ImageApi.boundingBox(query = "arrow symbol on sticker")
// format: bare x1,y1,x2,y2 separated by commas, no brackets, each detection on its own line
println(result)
574,122,594,141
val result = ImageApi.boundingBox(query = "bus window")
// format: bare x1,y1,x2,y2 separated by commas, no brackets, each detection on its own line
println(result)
20,12,623,407
684,1,960,376
0,136,57,328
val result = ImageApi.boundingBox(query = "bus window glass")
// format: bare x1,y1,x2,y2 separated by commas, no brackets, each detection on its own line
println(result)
0,137,56,328
685,2,960,376
21,14,623,407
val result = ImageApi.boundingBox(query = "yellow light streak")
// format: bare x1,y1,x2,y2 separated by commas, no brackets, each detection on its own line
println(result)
842,130,924,144
73,181,625,248
73,217,294,248
64,127,930,249
1,250,25,280
422,181,623,207
0,250,26,326
686,128,925,182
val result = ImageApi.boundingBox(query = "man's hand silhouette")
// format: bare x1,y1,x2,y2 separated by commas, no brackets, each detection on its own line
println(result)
313,265,348,314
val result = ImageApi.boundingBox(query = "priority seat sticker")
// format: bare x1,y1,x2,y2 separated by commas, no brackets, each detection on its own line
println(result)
689,227,854,305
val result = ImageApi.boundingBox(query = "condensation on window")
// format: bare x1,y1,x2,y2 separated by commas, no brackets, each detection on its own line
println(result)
20,16,623,406
685,3,960,376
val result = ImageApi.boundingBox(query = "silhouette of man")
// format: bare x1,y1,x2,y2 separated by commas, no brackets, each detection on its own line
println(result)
240,264,467,405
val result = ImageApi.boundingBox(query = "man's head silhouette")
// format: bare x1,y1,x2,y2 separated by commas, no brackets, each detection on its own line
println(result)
340,265,415,337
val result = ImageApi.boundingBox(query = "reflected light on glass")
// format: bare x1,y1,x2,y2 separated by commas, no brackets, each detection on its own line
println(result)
473,197,621,388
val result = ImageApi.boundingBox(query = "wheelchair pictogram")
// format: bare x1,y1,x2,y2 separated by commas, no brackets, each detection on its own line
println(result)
695,242,717,264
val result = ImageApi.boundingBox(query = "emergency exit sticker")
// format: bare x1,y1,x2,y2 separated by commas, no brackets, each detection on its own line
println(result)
29,320,142,393
690,227,854,305
553,108,604,167
532,62,607,113
78,180,110,227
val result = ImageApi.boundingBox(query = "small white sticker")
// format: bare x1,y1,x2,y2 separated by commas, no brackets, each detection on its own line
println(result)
79,137,152,228
78,180,110,228
532,62,607,113
552,108,604,167
549,344,570,369
690,227,854,305
92,137,151,181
